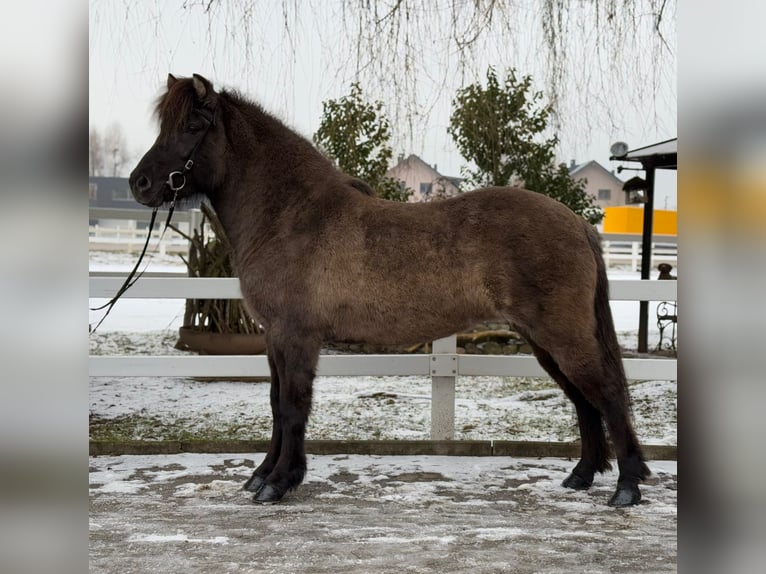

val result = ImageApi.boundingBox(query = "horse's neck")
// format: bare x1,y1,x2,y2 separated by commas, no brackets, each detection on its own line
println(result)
207,181,276,262
207,104,331,262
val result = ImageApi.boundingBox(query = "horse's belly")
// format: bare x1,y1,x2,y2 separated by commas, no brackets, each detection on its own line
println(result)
328,292,498,346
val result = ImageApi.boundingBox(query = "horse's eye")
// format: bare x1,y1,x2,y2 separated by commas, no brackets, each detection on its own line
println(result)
186,122,202,133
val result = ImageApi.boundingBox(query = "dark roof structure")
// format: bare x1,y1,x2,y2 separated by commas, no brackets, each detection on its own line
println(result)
609,137,677,352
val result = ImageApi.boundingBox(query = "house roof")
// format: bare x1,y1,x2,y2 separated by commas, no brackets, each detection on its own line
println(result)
569,160,624,186
388,153,463,186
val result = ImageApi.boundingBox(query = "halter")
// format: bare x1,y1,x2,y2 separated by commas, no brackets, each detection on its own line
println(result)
90,107,216,334
165,107,216,197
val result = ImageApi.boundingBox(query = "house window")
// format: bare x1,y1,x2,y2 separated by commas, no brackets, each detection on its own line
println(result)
112,188,132,201
419,182,433,197
598,189,611,200
89,183,97,200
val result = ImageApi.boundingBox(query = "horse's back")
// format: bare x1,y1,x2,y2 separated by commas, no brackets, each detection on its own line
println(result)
348,186,596,283
300,186,599,344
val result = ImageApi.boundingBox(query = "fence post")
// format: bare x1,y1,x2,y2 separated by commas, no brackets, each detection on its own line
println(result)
631,242,640,273
188,208,203,237
430,335,457,440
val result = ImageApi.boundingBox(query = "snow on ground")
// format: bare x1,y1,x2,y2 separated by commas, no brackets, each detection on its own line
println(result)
89,374,676,444
89,251,676,446
89,452,678,502
89,250,188,273
89,453,678,573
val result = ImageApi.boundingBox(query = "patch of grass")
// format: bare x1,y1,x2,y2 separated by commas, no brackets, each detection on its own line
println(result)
455,376,558,401
89,414,271,442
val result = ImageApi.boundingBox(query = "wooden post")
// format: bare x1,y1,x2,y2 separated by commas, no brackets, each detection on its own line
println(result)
430,335,457,440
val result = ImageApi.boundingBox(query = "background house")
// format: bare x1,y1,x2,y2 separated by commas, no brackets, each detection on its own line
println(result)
568,160,627,209
89,177,147,210
89,176,199,254
386,154,462,202
89,176,194,227
387,155,629,208
89,176,147,227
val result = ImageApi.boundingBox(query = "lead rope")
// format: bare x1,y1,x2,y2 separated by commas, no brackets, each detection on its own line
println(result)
90,107,215,334
89,193,178,334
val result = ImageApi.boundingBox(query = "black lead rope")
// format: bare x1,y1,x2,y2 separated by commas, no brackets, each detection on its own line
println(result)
90,107,215,335
89,196,177,335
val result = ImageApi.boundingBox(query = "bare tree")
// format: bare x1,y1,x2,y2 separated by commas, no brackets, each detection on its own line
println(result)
103,122,130,177
89,127,104,176
95,1,676,156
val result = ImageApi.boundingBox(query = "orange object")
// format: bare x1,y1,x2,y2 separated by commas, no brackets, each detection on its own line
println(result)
603,206,677,236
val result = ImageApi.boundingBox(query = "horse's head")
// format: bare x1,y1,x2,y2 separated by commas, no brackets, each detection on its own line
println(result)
130,74,224,207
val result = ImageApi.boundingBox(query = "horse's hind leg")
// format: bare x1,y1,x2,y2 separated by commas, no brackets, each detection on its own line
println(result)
527,324,649,506
252,334,321,504
553,342,649,506
599,393,650,507
526,339,611,489
244,346,281,493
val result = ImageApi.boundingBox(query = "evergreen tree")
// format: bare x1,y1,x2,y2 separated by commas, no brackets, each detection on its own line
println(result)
314,83,412,202
448,68,602,224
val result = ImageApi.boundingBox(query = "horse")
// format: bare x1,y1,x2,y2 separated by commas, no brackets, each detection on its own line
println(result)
129,73,650,507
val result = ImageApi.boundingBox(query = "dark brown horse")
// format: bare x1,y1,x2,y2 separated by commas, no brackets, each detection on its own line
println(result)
130,74,649,507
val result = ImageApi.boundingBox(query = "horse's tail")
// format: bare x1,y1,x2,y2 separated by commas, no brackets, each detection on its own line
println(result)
584,222,628,390
585,220,649,479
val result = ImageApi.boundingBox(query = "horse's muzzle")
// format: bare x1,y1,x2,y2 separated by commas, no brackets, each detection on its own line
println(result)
129,172,164,207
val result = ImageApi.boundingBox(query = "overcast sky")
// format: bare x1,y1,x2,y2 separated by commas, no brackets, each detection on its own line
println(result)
89,1,677,208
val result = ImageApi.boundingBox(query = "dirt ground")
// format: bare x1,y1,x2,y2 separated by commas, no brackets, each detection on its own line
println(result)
89,453,676,573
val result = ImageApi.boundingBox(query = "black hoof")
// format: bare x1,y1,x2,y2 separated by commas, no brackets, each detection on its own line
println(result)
562,472,592,490
608,483,642,507
252,484,285,504
243,474,266,493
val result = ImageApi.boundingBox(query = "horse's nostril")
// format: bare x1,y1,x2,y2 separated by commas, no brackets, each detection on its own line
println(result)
135,175,151,192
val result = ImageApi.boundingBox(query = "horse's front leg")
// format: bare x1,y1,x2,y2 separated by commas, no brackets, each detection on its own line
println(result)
244,349,281,493
252,335,321,504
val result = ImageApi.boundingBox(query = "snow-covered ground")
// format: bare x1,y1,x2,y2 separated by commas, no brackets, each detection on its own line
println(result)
89,453,678,573
89,251,677,445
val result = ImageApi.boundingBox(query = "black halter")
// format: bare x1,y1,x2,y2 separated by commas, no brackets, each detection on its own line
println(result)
164,107,216,198
89,107,216,334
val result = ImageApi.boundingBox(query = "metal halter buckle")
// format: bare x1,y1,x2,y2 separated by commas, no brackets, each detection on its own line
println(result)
167,171,187,191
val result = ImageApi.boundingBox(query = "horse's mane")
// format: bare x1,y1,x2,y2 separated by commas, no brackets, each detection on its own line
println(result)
155,79,295,142
155,77,340,179
155,79,198,134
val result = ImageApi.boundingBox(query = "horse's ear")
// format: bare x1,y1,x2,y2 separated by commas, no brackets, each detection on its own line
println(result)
167,73,178,89
192,74,217,106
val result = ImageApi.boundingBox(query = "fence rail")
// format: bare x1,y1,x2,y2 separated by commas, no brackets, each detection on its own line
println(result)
89,207,678,270
601,240,677,272
89,207,206,255
88,275,676,301
89,274,677,440
89,226,190,255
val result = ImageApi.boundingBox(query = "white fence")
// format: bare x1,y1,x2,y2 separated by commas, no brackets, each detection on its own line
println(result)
89,230,676,271
89,275,678,440
89,208,678,270
601,239,677,272
89,207,208,255
89,225,192,255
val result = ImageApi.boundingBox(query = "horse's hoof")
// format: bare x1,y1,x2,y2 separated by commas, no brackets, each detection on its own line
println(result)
243,474,265,493
252,484,284,504
562,472,592,490
608,484,642,507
